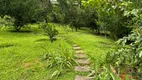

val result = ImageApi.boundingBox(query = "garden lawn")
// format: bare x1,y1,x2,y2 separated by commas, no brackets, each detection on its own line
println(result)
61,27,115,65
0,24,115,80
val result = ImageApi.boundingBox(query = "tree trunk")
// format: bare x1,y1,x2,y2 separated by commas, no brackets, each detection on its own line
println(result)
45,18,48,23
75,27,78,32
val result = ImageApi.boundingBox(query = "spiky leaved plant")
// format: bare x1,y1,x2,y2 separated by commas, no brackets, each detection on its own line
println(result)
42,45,77,79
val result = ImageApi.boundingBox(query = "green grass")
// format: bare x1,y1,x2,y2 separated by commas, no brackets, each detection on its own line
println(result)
0,24,115,80
61,27,115,65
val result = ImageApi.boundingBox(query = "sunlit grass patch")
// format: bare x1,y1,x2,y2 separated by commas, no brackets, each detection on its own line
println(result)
0,24,115,80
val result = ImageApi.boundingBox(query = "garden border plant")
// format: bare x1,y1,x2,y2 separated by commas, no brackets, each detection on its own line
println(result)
42,44,77,79
106,26,142,79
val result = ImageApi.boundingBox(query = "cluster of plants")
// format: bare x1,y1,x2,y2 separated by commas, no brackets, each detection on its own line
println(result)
40,23,59,43
0,15,14,28
84,0,141,39
104,3,142,79
0,0,140,40
106,27,142,79
45,0,142,39
89,54,133,80
42,45,76,79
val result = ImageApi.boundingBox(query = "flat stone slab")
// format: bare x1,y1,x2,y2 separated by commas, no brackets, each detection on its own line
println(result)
76,59,90,65
75,66,90,72
75,75,93,80
73,44,78,47
73,46,81,50
76,50,84,54
75,54,88,59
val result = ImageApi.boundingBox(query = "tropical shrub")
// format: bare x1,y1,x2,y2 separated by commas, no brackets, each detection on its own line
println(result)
106,27,142,79
95,66,121,80
42,46,76,79
42,23,58,43
0,15,14,28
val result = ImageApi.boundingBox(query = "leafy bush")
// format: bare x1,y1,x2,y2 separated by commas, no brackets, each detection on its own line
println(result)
42,23,58,43
106,27,142,79
42,46,76,79
95,66,120,80
0,15,14,28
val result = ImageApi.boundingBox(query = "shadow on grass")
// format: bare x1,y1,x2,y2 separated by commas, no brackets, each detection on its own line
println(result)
0,44,15,49
8,30,32,33
79,28,110,37
35,38,50,42
98,41,110,45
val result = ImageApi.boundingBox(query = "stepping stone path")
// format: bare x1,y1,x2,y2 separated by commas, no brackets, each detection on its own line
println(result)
73,46,81,50
75,66,90,72
76,50,84,54
76,59,90,65
75,54,88,59
73,44,94,80
75,76,93,80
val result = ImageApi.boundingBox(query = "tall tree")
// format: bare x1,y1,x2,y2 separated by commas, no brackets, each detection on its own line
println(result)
0,0,49,31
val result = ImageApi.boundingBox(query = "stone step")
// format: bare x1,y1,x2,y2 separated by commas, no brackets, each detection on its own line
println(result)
73,46,81,50
75,54,88,59
73,44,78,47
75,75,93,80
76,59,90,65
75,66,90,72
76,50,84,54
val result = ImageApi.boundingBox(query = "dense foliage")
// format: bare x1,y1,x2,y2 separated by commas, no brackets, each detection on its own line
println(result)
44,0,141,39
104,0,142,79
0,0,49,31
106,27,142,79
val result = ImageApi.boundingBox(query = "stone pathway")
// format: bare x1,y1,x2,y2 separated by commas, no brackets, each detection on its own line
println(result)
75,50,84,54
75,66,90,72
75,54,88,59
73,44,94,80
75,76,93,80
76,59,90,65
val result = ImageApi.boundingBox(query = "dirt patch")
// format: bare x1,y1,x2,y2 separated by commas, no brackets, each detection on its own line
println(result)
23,59,45,69
24,63,33,68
